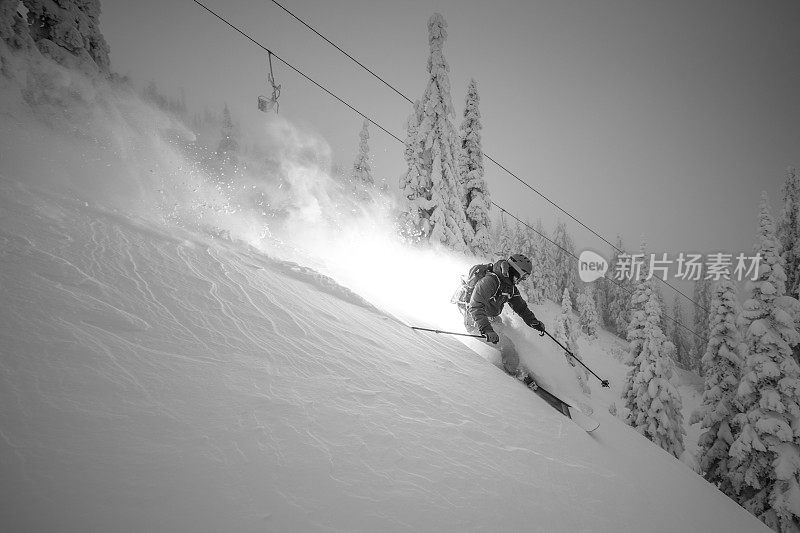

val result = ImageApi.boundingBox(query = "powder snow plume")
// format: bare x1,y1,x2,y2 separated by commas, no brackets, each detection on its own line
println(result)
242,119,475,331
0,54,474,331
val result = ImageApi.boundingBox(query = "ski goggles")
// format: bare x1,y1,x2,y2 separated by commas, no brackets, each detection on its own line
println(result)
511,268,529,282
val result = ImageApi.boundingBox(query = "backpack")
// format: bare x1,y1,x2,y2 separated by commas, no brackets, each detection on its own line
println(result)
451,262,502,308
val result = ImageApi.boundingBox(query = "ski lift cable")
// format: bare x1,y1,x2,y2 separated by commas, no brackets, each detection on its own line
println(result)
266,0,708,317
192,0,403,142
494,203,706,343
191,0,707,344
270,0,414,106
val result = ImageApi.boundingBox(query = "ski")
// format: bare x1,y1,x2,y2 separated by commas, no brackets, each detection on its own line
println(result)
519,375,600,432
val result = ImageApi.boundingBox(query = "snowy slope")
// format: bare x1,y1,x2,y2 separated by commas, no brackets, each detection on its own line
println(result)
0,48,768,531
0,177,769,533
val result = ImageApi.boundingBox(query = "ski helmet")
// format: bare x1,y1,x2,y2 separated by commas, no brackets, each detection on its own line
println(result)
508,253,533,281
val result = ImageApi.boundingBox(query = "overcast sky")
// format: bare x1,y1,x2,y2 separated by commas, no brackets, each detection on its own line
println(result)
101,0,800,267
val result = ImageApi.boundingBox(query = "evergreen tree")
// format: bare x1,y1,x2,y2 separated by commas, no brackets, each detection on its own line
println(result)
577,287,600,339
495,215,514,257
398,102,428,242
669,295,692,368
693,278,713,372
664,300,678,363
622,270,686,459
458,79,492,257
509,220,534,299
351,119,373,198
513,222,547,303
686,344,703,371
728,193,800,532
399,13,469,252
538,220,559,302
216,104,239,165
20,0,111,74
593,278,609,328
552,221,577,304
689,279,745,495
594,243,616,329
523,221,545,304
511,219,529,258
554,288,590,394
607,236,633,337
653,283,667,333
778,167,800,299
778,166,800,366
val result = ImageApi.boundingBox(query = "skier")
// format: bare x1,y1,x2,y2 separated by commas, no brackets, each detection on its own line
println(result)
465,254,545,377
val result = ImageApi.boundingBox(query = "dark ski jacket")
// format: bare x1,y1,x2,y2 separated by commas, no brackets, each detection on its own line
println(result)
468,260,539,335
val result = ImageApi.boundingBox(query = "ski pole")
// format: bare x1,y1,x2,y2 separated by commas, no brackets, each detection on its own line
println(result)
542,330,610,388
410,326,486,339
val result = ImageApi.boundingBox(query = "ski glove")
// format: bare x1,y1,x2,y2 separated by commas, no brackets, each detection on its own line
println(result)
484,330,500,344
528,319,545,333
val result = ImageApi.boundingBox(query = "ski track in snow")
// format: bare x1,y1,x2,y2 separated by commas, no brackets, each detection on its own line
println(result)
0,178,768,533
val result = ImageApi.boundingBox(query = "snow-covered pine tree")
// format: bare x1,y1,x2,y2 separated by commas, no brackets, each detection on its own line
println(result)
536,219,558,302
398,101,428,242
728,193,800,532
522,221,545,304
627,240,649,316
653,283,667,333
611,282,632,337
552,221,577,305
539,229,555,300
778,167,800,366
687,345,699,374
511,219,529,259
495,215,514,258
509,220,532,296
19,0,111,75
607,236,633,337
0,1,34,50
664,300,678,362
411,13,469,252
217,104,239,166
693,277,713,373
351,119,374,199
513,221,545,303
554,288,590,394
593,278,608,328
622,270,686,459
595,251,614,327
457,79,492,257
689,279,745,495
778,167,800,299
577,287,600,339
669,295,692,369
662,339,678,369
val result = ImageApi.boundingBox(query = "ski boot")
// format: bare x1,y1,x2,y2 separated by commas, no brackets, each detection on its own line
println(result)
515,370,538,391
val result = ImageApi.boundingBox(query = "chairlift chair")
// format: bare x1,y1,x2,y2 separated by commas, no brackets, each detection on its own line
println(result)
258,51,281,113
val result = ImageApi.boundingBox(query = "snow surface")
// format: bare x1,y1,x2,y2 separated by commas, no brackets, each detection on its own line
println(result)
0,58,769,531
0,175,769,532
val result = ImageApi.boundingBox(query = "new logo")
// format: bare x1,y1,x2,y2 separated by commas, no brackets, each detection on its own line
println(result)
578,250,608,283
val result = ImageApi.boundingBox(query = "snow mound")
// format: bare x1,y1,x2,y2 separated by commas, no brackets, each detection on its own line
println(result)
239,253,389,318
